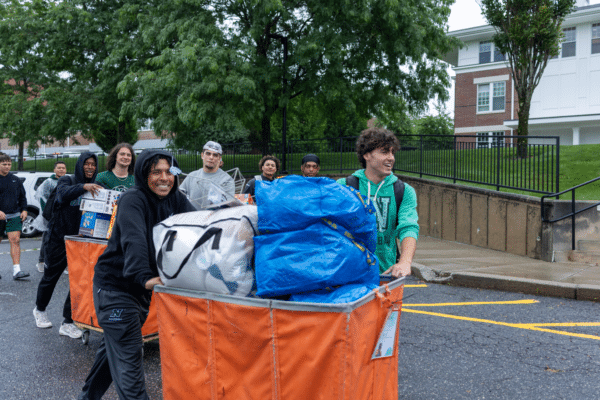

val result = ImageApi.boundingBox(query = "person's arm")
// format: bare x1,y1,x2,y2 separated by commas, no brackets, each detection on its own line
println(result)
384,237,416,277
385,185,419,277
118,194,156,289
17,181,27,221
56,176,103,205
242,179,255,195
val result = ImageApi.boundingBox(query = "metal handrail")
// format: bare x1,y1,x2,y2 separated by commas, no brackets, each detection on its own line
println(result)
541,176,600,251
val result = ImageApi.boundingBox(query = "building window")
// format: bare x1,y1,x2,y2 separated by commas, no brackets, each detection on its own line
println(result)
477,132,505,149
562,27,576,57
477,82,505,113
479,41,491,63
592,23,600,54
479,41,505,64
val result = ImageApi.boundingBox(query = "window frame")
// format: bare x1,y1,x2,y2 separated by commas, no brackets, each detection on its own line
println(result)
561,27,576,58
477,81,506,114
479,41,505,64
592,23,600,55
476,132,505,149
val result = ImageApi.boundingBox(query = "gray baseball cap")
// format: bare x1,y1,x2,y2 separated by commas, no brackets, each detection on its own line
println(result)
203,141,223,154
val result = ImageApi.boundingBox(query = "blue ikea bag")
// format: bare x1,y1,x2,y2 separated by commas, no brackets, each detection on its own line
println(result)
289,283,378,304
254,221,379,297
255,175,377,253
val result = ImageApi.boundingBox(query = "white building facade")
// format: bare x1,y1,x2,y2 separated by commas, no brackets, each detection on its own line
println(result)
445,0,600,146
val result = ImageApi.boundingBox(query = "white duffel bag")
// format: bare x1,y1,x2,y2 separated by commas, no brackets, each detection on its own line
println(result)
153,205,258,296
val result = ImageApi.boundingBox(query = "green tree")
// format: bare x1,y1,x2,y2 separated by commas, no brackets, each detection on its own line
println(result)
37,0,141,153
118,0,458,154
480,0,576,157
0,0,62,169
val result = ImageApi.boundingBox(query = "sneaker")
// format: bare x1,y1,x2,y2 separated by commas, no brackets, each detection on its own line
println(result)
36,262,45,273
63,267,68,275
59,323,82,339
33,307,53,328
13,271,30,280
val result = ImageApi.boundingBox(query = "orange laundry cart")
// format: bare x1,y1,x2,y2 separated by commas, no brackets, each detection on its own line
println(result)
65,235,159,344
154,277,404,400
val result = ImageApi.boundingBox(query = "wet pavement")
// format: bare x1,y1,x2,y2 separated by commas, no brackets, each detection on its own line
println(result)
0,237,163,400
413,236,600,302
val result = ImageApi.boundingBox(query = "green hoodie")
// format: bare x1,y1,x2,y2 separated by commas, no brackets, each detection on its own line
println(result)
338,170,419,272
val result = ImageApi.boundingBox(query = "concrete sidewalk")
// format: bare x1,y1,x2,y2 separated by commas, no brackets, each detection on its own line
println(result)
411,236,600,302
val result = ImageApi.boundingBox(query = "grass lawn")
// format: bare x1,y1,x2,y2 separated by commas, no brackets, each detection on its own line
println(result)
15,144,600,200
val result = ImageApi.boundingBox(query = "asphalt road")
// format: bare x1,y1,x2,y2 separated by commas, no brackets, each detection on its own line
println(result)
0,237,163,400
398,278,600,399
2,237,600,399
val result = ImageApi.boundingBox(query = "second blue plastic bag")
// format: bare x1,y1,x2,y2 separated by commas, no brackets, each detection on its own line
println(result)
254,221,379,297
256,175,377,253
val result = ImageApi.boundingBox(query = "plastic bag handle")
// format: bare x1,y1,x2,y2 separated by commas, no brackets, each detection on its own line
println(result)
156,227,223,280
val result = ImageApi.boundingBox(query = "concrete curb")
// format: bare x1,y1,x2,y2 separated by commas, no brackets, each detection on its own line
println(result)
411,265,600,302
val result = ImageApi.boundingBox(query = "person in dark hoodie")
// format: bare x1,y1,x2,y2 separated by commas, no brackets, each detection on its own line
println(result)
33,152,103,338
78,150,193,400
242,154,280,198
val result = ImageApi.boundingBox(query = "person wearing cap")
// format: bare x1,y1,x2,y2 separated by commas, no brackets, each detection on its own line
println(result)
301,154,320,177
179,141,235,209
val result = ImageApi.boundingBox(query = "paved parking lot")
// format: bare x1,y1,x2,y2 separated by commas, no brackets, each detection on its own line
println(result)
398,280,600,399
3,237,600,399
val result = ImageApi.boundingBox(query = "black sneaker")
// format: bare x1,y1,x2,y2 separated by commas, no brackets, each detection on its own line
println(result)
13,271,30,280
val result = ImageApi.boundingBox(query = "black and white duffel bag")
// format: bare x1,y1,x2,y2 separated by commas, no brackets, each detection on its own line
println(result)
153,205,258,296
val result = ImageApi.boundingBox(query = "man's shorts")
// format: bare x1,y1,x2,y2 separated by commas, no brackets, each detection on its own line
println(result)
0,216,23,235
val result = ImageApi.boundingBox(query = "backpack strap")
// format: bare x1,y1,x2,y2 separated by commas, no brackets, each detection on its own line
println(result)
393,178,405,216
346,175,359,190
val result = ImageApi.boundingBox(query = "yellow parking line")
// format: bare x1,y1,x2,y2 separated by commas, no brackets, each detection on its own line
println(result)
526,322,600,327
404,284,428,288
403,299,538,307
403,309,600,341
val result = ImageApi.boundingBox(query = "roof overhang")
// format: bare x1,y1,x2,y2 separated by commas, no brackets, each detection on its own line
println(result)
504,114,600,130
442,4,600,67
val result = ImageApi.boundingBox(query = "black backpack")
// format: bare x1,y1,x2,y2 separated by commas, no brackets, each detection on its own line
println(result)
42,175,76,222
345,175,405,224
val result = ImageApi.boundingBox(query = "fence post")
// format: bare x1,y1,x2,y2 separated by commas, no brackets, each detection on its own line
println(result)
496,137,501,191
339,137,343,174
288,140,293,174
419,135,423,178
556,137,560,195
571,190,576,251
232,143,236,171
453,135,457,184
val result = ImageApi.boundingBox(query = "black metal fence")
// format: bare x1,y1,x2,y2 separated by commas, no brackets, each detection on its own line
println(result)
395,134,560,194
18,134,560,195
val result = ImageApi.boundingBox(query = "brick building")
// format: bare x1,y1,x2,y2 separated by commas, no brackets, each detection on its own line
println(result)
445,0,600,147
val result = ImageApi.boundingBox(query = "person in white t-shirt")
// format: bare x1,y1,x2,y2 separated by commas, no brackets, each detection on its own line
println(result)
179,141,235,209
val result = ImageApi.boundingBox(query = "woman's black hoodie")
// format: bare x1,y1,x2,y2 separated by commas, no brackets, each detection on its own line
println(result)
93,150,194,307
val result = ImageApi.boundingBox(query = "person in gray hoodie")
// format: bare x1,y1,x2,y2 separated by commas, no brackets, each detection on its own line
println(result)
33,152,104,338
78,149,193,400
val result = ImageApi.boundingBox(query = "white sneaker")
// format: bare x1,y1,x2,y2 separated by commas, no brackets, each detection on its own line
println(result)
63,267,68,275
33,307,52,328
59,323,82,339
36,262,45,273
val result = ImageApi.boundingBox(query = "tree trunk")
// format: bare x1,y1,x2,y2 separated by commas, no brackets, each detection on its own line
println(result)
18,142,24,171
260,112,271,156
516,98,530,159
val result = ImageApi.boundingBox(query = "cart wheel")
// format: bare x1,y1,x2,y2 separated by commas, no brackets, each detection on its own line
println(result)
81,330,90,345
